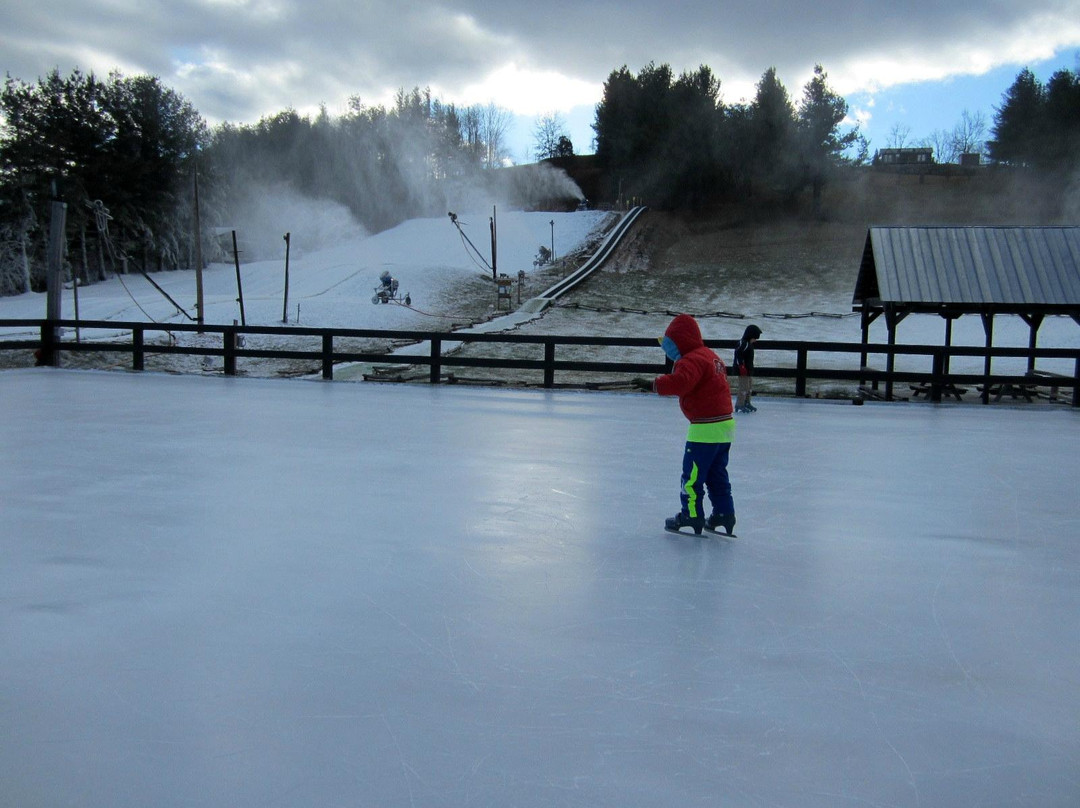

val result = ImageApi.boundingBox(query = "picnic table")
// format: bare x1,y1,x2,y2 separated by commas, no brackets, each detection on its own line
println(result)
910,383,968,401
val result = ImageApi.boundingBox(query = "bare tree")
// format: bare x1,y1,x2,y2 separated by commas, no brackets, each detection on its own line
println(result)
922,129,956,164
533,111,568,161
951,109,988,158
459,105,484,166
480,103,514,169
886,122,912,148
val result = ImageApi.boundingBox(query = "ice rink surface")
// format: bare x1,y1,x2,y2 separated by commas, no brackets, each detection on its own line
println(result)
3,369,1079,807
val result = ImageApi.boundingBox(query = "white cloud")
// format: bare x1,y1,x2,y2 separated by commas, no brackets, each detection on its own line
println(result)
452,64,603,115
831,13,1080,96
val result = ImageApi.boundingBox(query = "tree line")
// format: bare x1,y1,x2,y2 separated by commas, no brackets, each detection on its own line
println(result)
592,62,863,210
0,72,519,296
881,65,1080,169
988,66,1080,169
2,62,1078,297
0,69,206,296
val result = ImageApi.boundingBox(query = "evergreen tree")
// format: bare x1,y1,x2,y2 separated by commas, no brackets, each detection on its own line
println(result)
796,65,861,212
1,69,207,289
662,66,722,208
988,68,1045,166
593,62,687,203
750,68,798,197
102,74,207,270
1042,68,1080,168
716,102,755,196
593,65,639,174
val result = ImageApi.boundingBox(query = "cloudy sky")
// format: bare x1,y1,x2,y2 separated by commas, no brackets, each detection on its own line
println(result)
4,0,1080,162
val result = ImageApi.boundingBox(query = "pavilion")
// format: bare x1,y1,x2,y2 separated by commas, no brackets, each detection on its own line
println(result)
852,226,1080,403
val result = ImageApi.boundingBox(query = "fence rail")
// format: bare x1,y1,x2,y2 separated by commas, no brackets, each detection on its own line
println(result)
3,318,1078,406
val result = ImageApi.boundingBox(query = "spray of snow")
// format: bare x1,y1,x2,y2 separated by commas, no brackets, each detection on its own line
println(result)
219,182,368,262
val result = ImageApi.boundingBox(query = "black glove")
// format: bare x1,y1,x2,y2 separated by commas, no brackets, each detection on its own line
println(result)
631,377,653,392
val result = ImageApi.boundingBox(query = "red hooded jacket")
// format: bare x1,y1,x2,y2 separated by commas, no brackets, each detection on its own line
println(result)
654,314,733,424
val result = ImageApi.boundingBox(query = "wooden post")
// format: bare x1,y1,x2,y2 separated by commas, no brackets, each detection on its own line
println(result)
232,230,246,326
543,341,556,388
1020,313,1043,373
133,327,145,371
193,164,204,330
73,226,83,343
45,200,67,366
981,312,994,404
858,307,881,383
282,232,291,323
930,348,944,403
429,338,442,384
884,306,897,401
795,348,807,397
224,325,237,376
322,333,333,380
39,321,57,367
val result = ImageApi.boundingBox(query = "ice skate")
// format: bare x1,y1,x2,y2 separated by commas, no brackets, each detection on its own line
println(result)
665,512,704,535
705,513,737,536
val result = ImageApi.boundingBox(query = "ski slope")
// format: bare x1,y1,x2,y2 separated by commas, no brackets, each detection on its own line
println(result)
0,209,614,331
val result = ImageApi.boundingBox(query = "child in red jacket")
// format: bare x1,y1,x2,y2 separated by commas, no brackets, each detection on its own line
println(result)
647,314,737,536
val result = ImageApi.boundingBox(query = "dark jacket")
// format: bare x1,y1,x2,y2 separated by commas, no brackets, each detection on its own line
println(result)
733,325,762,376
654,314,733,423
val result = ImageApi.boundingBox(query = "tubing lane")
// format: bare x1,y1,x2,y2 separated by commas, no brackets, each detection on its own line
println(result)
519,206,647,313
330,206,648,381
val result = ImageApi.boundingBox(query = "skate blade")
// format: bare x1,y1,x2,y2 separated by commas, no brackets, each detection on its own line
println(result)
703,527,737,538
664,525,703,536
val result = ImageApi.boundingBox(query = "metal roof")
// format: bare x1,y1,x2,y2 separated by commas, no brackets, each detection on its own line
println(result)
853,226,1080,313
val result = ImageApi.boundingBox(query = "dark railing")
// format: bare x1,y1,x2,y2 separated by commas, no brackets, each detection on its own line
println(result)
3,318,1078,406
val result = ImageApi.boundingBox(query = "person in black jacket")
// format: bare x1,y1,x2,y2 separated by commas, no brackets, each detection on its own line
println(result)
733,324,762,413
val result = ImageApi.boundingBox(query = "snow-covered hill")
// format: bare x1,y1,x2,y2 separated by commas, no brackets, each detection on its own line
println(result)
0,209,613,332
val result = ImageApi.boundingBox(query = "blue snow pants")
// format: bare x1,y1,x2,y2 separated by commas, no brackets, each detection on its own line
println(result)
679,440,734,521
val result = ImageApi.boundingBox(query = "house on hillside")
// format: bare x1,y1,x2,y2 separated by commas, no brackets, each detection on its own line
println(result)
873,147,934,166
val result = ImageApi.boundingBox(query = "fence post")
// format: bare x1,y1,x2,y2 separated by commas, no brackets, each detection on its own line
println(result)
885,348,895,401
38,321,58,367
133,326,145,371
543,341,556,388
429,338,442,384
223,326,237,376
931,348,944,402
795,348,807,397
1073,358,1080,408
322,334,334,380
45,201,66,363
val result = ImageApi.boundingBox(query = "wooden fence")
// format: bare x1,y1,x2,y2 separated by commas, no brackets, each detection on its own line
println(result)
3,318,1078,406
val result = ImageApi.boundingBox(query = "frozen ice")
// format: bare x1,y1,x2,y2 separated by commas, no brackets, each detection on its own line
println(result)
2,369,1078,807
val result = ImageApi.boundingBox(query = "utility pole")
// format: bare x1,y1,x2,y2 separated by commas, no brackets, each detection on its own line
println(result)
550,219,555,262
45,198,67,365
282,232,291,323
232,230,246,326
193,163,204,330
